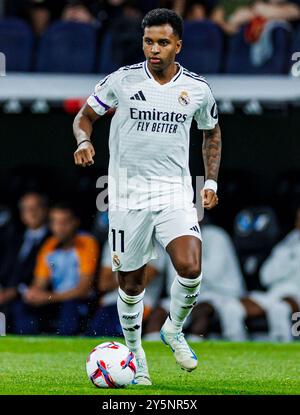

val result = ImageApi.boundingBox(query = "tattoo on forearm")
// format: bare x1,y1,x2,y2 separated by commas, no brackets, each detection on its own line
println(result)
202,125,222,182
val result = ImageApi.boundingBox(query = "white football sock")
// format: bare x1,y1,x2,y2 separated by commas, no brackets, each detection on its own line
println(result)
164,273,202,333
117,288,145,353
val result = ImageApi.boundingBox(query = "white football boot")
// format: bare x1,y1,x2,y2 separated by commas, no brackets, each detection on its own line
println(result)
132,348,152,385
160,323,198,372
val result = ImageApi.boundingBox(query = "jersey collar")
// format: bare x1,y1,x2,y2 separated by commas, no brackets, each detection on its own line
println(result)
143,61,183,86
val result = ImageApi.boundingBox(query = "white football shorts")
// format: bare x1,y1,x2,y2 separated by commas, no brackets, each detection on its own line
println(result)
108,206,202,272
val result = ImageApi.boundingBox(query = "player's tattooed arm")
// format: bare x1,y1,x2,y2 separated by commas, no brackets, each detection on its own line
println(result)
73,104,100,167
202,124,222,182
201,124,221,210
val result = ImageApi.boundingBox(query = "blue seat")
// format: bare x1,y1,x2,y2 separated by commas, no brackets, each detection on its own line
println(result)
177,21,223,74
226,25,291,74
98,32,120,74
36,21,97,73
0,18,33,71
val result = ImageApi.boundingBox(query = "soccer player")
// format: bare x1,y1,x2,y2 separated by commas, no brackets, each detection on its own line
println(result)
73,8,221,385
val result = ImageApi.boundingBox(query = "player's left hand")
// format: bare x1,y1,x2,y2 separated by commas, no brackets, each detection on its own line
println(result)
201,189,218,210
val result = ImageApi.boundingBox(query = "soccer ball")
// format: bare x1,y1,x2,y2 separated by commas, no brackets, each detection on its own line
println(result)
86,342,136,388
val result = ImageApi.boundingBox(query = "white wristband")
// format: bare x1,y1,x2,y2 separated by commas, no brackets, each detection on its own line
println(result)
204,179,218,194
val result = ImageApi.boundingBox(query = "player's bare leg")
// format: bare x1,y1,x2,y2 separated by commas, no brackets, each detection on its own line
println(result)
160,235,202,371
117,265,152,385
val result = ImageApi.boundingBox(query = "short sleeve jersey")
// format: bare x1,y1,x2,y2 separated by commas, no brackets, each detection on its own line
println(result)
87,61,218,210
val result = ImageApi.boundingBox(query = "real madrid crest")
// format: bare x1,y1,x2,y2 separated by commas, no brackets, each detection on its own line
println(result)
178,91,190,106
112,253,121,269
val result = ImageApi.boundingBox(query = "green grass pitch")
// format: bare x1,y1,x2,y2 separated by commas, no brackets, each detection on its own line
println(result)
0,336,299,395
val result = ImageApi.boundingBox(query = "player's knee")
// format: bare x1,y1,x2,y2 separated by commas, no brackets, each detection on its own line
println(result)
176,261,201,279
120,283,144,297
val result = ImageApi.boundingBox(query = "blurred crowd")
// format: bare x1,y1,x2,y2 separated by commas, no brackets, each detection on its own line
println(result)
2,0,300,36
0,0,300,73
0,191,299,342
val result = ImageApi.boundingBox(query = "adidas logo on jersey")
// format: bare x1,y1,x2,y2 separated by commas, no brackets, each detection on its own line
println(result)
130,90,146,101
190,225,200,233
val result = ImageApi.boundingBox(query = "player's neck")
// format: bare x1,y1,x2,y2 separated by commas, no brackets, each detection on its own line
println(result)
147,62,179,85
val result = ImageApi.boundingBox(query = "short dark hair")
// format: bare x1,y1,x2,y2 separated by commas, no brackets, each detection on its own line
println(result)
142,8,183,39
50,202,79,218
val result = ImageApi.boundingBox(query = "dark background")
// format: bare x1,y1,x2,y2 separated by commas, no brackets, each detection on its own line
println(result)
1,109,300,233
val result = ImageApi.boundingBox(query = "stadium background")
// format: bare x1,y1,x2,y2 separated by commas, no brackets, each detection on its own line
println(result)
0,0,300,337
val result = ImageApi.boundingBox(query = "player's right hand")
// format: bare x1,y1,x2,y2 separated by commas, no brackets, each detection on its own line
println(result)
74,140,95,167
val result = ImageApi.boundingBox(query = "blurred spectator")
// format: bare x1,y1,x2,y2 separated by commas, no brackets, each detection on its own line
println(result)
0,193,49,318
86,239,166,337
96,0,141,29
227,0,300,34
8,0,65,36
98,1,144,70
122,0,143,17
143,221,246,340
160,0,240,35
158,0,220,19
26,0,52,36
187,223,246,340
184,0,221,21
61,0,98,25
17,203,99,335
231,206,300,342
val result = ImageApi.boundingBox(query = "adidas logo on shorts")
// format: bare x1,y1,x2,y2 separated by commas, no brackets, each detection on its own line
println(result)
190,225,200,233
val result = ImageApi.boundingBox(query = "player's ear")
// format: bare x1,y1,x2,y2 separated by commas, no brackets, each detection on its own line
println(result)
176,39,182,55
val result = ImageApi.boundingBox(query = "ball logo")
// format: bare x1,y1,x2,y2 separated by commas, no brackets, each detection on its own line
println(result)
112,253,121,269
99,342,119,349
178,91,190,106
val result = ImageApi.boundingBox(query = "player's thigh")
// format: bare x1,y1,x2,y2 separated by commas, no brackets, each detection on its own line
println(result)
108,208,157,272
166,235,201,275
154,207,202,275
154,206,202,249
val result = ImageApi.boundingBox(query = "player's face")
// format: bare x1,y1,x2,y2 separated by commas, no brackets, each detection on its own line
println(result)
49,209,79,243
143,24,182,72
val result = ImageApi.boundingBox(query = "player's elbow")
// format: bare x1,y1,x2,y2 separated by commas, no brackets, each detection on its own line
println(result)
72,110,82,132
203,124,221,139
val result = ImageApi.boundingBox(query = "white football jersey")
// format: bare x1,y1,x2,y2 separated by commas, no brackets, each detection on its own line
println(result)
87,61,218,210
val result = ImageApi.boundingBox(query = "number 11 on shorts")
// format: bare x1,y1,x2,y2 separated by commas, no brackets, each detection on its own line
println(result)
112,229,125,252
